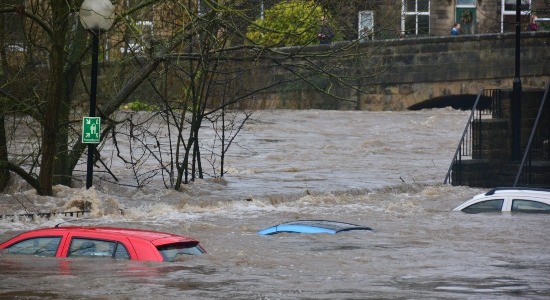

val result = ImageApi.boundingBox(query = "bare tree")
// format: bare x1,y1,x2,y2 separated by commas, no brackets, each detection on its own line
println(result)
0,9,9,190
0,0,401,195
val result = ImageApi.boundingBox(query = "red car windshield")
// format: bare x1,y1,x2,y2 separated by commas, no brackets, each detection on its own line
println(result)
156,242,205,262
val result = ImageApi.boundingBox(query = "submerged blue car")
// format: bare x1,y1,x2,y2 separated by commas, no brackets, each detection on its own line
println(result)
258,220,373,235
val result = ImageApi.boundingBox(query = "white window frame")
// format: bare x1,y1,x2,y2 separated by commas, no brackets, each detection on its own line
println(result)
456,0,476,7
401,0,430,36
358,11,374,40
119,21,154,54
456,0,475,8
501,0,531,33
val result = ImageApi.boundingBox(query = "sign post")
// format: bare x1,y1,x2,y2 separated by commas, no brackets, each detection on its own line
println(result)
82,117,101,144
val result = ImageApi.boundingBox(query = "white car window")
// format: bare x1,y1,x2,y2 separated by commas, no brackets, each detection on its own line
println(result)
462,199,504,213
511,199,550,213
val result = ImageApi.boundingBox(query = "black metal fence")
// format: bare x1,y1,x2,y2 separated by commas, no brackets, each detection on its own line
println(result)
514,81,550,187
445,83,550,187
444,89,502,185
0,210,90,222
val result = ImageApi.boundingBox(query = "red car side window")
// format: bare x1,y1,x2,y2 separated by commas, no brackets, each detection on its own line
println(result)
114,243,130,259
68,238,129,259
5,237,61,257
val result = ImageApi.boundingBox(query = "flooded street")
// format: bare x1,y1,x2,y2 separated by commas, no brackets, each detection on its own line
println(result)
1,109,549,299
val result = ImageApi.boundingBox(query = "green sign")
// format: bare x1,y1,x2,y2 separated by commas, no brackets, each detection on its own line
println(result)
82,117,101,144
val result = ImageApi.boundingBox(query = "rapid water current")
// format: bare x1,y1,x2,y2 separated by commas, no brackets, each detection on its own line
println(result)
1,109,549,299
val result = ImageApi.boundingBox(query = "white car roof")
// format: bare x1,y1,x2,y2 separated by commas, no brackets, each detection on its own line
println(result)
453,187,550,211
481,187,550,198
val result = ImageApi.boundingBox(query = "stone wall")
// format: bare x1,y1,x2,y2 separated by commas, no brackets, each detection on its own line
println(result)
91,32,550,112
236,31,550,111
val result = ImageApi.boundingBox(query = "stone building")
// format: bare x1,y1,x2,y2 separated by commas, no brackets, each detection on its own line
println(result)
112,0,548,54
356,0,547,38
2,1,548,61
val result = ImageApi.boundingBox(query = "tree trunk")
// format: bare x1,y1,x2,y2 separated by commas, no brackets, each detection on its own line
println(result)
0,114,8,191
0,4,10,191
38,1,69,195
53,24,88,187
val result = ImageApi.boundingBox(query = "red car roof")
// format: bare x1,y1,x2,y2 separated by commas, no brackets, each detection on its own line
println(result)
15,226,198,244
0,226,205,262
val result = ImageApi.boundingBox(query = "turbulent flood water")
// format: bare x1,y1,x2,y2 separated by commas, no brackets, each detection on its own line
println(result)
1,109,549,299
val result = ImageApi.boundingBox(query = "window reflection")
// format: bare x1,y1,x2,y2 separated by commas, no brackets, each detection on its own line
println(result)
462,199,504,213
417,1,429,12
402,0,430,36
5,237,61,257
69,238,130,259
157,242,205,262
511,199,550,213
457,0,476,6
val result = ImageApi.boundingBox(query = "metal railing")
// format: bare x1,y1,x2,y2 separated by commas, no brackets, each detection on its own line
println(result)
444,89,501,185
0,210,90,221
514,81,550,187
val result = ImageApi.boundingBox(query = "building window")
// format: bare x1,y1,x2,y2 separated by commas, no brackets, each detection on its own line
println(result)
120,21,154,54
402,0,430,36
456,1,476,34
358,11,374,41
504,0,530,11
501,0,531,32
456,0,475,6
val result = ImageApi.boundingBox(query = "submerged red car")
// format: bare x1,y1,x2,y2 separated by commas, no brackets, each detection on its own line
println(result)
0,226,206,262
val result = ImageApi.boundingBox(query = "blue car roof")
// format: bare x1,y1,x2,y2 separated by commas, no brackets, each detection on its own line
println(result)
257,220,372,235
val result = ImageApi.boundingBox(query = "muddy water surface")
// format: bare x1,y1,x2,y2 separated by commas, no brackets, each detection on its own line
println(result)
1,110,549,299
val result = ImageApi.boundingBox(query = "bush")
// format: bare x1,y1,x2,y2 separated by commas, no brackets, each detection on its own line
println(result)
246,0,332,46
124,101,159,112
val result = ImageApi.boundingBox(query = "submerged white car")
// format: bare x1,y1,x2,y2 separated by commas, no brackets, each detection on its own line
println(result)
453,187,550,213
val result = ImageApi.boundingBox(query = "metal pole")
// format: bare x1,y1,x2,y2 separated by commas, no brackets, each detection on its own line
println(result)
86,32,99,189
511,0,522,161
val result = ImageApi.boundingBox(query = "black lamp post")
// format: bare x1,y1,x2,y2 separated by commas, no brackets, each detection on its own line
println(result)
79,0,115,189
511,0,522,160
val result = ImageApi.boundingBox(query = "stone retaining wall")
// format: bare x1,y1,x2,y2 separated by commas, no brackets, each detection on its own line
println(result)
238,31,550,110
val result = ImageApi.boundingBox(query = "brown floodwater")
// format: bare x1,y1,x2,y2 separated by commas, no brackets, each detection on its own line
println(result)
1,110,549,299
